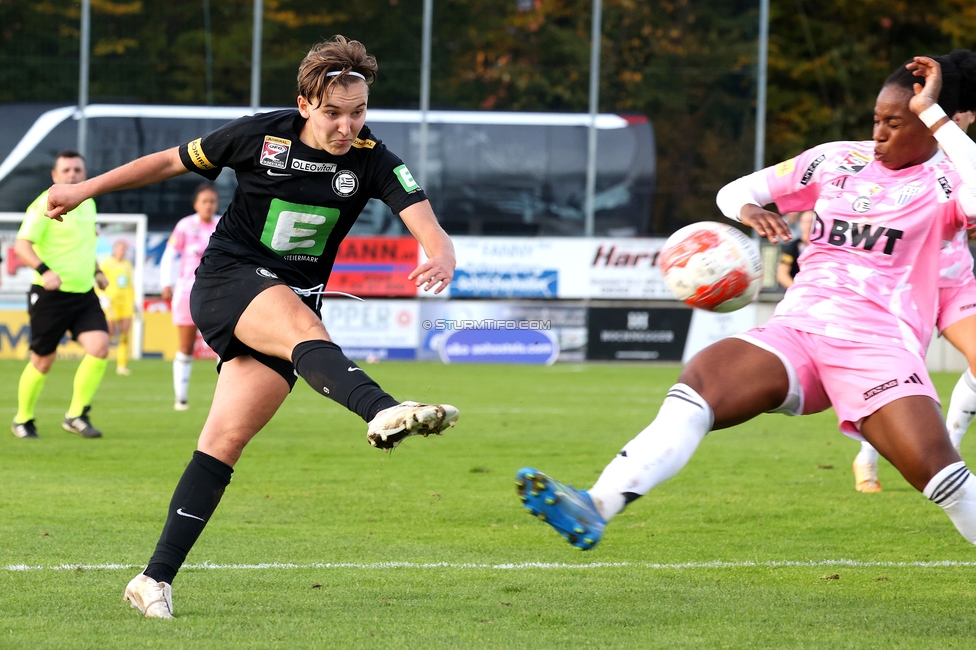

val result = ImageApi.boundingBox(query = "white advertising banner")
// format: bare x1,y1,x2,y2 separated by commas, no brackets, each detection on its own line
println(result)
442,236,672,300
444,237,583,299
681,305,758,363
582,238,672,299
319,299,421,360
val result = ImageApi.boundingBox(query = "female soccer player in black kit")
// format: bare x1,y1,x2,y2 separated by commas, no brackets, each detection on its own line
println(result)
45,36,459,618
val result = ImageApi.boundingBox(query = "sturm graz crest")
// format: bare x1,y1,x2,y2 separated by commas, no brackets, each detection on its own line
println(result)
332,170,359,197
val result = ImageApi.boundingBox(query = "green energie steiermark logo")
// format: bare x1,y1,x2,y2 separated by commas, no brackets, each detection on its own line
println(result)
394,164,420,192
260,199,340,257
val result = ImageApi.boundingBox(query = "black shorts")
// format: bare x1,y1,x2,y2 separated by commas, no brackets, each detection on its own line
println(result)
190,255,320,388
28,286,108,356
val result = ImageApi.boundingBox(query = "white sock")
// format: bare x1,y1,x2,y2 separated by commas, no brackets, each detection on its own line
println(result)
588,384,714,522
855,440,879,465
173,352,193,403
923,461,976,544
946,369,976,449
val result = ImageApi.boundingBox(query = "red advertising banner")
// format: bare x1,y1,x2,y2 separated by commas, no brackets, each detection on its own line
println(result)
327,236,420,297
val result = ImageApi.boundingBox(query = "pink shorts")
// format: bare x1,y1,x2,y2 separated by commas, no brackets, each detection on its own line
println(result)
171,284,195,327
736,321,939,439
938,276,976,333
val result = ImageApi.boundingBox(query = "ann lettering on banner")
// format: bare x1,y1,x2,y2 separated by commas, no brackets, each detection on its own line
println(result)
327,236,419,297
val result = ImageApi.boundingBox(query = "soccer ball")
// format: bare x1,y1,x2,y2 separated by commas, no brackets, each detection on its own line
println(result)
659,221,763,312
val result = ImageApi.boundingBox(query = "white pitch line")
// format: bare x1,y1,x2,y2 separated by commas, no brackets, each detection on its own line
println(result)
6,559,976,572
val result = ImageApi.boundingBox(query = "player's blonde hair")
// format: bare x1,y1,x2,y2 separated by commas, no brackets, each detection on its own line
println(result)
297,35,377,107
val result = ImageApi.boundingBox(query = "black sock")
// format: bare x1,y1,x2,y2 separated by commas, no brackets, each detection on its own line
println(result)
144,451,233,585
292,340,398,421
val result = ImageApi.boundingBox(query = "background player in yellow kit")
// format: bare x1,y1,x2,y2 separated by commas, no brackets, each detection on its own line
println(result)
97,239,137,375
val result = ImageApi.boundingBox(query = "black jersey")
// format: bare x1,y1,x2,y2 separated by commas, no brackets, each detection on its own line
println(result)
178,109,427,288
779,238,805,280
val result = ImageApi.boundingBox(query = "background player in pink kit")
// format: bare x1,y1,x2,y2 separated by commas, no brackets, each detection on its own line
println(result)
853,105,976,492
160,183,219,410
516,52,976,551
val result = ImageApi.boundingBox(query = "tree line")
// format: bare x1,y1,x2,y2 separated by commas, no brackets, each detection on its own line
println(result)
2,0,974,233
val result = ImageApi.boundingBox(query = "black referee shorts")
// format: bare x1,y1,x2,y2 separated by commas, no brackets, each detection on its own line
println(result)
28,286,108,356
190,255,321,389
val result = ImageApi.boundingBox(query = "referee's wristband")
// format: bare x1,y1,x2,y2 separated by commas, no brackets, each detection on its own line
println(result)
35,263,50,275
919,104,948,128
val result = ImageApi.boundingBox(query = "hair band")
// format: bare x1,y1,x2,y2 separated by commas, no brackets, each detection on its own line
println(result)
327,71,366,80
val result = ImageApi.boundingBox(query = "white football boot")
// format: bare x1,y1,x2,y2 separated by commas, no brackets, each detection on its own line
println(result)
853,460,882,493
124,573,174,618
367,401,459,449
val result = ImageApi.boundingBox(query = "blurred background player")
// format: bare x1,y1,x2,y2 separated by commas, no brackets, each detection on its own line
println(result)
97,239,136,376
776,209,814,289
159,183,220,410
853,107,976,493
11,150,110,439
44,36,460,618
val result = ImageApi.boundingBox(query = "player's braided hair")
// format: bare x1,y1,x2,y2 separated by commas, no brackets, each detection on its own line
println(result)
884,49,976,117
297,35,378,107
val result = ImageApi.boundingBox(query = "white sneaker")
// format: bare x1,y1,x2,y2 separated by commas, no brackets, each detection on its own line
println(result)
123,573,174,618
367,401,459,449
174,401,189,411
853,460,882,493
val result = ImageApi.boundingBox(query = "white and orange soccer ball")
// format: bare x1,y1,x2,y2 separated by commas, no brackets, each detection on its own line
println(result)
659,221,764,312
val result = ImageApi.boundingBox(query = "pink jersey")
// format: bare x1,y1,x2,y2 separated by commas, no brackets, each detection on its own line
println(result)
163,214,219,290
939,228,975,288
766,140,970,357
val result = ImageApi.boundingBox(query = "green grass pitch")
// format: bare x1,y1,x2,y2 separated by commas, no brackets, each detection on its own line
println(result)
2,358,976,648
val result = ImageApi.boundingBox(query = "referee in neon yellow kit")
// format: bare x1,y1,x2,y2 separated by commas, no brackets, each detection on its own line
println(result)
12,150,110,439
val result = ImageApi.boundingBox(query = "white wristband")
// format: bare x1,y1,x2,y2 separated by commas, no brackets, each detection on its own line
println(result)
919,104,948,128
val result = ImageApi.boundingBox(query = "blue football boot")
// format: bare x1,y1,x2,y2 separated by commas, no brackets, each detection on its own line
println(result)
515,467,606,550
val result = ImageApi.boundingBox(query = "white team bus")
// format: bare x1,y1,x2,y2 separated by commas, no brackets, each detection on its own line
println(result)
0,104,655,237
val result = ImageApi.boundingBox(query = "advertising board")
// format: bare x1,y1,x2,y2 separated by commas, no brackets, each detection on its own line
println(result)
418,301,587,362
442,236,673,300
319,299,420,360
586,307,692,361
326,237,419,298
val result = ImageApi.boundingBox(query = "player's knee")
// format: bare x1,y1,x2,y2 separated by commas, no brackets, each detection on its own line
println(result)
197,430,254,466
289,319,331,348
31,353,55,374
676,357,710,394
89,344,110,359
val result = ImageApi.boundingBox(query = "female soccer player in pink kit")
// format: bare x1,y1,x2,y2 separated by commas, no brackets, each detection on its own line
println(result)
160,183,219,410
517,52,976,551
853,105,976,492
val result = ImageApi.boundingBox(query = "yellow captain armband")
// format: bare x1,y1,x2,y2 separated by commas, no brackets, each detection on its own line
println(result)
187,138,216,170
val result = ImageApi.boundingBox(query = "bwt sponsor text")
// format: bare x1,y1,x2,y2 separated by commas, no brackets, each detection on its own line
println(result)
422,319,552,331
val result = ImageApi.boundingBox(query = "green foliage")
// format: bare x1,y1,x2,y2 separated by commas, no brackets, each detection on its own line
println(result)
2,359,976,647
1,0,975,231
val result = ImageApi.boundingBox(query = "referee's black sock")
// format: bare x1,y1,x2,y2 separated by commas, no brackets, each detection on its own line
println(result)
144,451,233,585
292,340,399,422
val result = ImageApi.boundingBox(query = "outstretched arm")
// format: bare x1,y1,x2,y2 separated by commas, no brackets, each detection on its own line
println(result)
908,56,976,217
715,171,793,243
399,200,456,294
46,148,187,221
